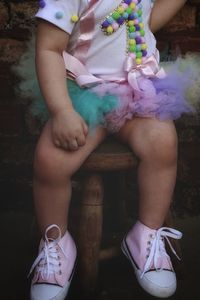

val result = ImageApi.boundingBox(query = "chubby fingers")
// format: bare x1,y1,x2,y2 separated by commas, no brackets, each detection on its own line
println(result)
68,122,88,150
67,139,79,151
54,133,87,151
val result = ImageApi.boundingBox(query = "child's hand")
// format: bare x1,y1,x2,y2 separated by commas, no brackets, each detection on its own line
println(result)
51,108,88,151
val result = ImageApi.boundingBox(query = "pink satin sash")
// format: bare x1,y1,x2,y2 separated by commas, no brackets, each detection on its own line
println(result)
73,0,100,63
63,50,166,91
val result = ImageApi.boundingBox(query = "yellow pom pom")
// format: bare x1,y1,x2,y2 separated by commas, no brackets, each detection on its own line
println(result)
139,22,144,29
117,6,124,14
107,25,114,34
129,3,136,9
129,39,136,46
141,43,147,50
71,15,79,23
136,58,142,65
128,20,134,26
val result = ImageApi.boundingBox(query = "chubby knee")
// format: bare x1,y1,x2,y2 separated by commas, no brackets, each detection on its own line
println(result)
131,120,178,163
33,143,75,181
147,123,177,154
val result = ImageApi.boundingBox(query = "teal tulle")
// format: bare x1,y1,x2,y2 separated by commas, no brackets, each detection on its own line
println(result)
30,80,119,130
25,78,118,130
67,80,118,130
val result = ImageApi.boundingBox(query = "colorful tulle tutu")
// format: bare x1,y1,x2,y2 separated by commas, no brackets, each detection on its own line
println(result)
13,39,200,133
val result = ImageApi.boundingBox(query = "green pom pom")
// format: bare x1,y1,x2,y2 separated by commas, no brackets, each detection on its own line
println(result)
129,25,136,32
112,11,120,20
136,51,142,58
140,29,145,36
129,45,136,52
126,7,133,15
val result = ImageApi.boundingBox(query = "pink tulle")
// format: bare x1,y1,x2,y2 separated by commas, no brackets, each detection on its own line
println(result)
92,82,133,131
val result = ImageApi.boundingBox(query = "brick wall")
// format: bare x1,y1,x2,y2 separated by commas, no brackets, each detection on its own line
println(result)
157,0,200,55
0,0,200,213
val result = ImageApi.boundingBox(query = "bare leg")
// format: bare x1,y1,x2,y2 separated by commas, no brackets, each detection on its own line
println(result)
115,117,177,229
33,120,107,237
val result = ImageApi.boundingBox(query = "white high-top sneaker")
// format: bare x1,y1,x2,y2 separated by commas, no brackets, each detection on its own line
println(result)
29,224,77,300
121,221,182,298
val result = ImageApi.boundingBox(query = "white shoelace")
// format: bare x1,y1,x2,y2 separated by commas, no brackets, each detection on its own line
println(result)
141,227,182,278
28,224,62,280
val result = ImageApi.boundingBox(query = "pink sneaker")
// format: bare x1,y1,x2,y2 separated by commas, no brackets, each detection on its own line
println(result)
121,221,182,298
29,224,77,300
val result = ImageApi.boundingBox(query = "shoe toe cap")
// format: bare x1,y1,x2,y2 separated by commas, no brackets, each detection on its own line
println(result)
139,270,177,298
31,283,67,300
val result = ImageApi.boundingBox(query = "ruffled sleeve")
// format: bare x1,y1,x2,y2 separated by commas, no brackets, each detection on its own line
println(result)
35,0,86,34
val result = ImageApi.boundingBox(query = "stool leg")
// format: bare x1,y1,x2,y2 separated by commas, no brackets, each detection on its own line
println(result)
78,173,104,294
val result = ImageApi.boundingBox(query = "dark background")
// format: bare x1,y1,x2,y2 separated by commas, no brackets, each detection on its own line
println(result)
0,1,200,299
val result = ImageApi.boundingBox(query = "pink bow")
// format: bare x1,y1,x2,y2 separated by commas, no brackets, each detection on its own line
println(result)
125,53,166,92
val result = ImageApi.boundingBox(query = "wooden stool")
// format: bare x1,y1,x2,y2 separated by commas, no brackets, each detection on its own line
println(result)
77,137,181,295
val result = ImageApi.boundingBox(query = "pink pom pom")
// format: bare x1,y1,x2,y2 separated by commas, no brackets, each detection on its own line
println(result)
112,23,119,30
129,53,136,59
122,3,128,9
